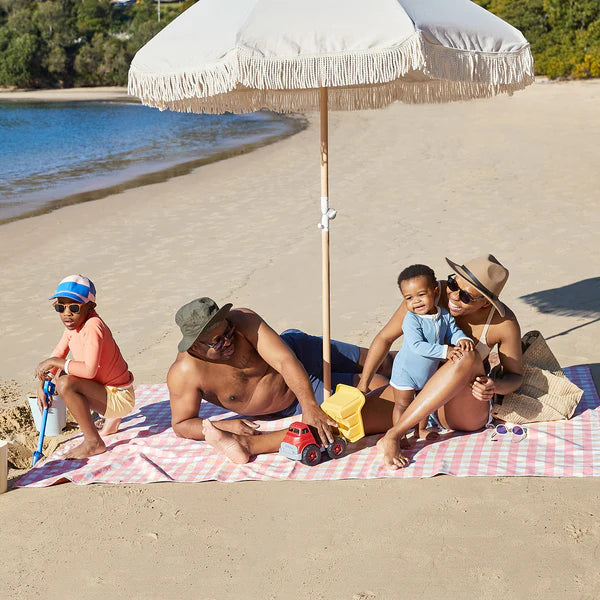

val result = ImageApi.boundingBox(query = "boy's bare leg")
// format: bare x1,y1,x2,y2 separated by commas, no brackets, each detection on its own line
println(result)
415,417,439,440
375,388,414,468
99,417,121,435
202,420,287,464
55,374,110,459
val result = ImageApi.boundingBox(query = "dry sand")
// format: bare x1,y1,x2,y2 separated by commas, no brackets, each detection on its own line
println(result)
0,80,599,599
0,86,130,102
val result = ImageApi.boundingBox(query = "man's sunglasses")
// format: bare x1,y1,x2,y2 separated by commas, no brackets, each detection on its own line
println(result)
447,275,485,304
54,303,82,314
201,320,236,352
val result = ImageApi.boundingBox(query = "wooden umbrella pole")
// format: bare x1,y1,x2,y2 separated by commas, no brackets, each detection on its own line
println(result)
319,87,332,400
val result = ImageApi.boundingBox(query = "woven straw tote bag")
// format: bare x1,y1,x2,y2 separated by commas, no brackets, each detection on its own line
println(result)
491,331,584,424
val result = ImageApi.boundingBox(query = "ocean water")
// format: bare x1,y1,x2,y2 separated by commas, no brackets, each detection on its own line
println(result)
0,101,295,221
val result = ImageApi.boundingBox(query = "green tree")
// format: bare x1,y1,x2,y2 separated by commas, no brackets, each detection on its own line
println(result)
74,32,128,86
7,6,36,36
76,0,112,40
0,31,39,86
34,0,77,83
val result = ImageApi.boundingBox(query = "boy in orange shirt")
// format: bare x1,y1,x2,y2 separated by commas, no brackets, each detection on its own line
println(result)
35,275,135,459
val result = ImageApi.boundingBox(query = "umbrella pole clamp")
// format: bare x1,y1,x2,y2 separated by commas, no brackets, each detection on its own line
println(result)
318,196,336,232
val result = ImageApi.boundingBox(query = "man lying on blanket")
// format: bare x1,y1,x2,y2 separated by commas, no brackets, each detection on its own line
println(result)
167,297,396,463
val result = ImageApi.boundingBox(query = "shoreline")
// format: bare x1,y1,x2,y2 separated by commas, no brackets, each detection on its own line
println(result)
0,114,307,226
0,86,133,102
0,90,307,225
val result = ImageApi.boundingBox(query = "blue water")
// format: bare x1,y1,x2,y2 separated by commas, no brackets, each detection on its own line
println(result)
0,101,294,221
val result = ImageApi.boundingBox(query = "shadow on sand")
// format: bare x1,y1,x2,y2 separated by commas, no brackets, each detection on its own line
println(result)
519,277,600,341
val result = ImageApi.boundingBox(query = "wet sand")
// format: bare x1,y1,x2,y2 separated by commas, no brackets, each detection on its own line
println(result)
1,81,599,599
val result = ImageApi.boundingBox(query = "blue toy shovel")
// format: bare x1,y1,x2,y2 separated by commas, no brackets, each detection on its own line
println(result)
32,380,55,466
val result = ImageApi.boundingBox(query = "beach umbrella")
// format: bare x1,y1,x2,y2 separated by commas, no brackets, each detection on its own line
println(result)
128,0,534,399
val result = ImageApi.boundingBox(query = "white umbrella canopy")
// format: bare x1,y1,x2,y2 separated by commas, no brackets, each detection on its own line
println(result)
128,0,534,397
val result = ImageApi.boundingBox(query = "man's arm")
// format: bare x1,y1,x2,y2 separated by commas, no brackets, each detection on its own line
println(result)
234,308,336,445
167,359,206,440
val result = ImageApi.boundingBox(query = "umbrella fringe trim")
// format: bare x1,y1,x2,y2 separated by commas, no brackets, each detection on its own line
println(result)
128,32,534,112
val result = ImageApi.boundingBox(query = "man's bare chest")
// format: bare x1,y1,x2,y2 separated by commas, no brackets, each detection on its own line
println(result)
200,346,273,404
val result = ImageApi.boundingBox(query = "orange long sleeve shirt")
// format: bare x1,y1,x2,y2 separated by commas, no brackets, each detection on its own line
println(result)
51,310,134,388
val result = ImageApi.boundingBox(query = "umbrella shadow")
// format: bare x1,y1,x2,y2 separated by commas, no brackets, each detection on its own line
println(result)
572,362,600,417
519,277,600,340
115,400,173,435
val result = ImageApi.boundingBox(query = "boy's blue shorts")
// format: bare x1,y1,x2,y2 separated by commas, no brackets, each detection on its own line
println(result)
264,329,361,419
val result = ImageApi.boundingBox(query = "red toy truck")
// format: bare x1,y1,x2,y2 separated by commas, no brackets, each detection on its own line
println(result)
278,421,347,466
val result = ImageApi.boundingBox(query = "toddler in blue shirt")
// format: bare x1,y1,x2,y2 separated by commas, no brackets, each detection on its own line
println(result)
391,264,474,440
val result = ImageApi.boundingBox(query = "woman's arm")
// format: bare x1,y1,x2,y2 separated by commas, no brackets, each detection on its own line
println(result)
471,315,523,401
357,302,407,394
493,317,523,395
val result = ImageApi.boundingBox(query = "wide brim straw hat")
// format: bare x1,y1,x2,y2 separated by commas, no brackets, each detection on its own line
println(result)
445,254,508,317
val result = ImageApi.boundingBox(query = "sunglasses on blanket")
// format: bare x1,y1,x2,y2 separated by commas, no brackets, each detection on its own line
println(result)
447,275,485,304
488,423,527,442
54,303,82,314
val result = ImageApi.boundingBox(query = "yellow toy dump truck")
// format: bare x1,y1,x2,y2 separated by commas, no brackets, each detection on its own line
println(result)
321,384,366,443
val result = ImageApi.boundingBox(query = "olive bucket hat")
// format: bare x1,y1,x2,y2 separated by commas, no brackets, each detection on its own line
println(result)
445,254,508,317
175,297,233,352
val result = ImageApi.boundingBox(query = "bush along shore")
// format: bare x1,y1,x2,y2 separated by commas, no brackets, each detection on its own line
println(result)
474,0,600,78
0,0,195,88
0,0,599,90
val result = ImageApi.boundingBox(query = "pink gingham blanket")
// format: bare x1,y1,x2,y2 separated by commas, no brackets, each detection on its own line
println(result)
16,366,599,487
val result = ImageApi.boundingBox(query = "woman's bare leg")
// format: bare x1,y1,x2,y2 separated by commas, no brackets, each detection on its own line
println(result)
378,352,487,469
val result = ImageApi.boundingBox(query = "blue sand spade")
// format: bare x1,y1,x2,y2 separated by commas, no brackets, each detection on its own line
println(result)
32,380,56,466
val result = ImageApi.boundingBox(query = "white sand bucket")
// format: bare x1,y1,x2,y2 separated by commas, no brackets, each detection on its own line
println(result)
0,440,7,494
27,395,67,437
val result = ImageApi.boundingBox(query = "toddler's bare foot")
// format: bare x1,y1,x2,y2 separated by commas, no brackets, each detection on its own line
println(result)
418,428,440,441
99,417,121,435
64,438,106,460
202,420,251,464
376,433,410,470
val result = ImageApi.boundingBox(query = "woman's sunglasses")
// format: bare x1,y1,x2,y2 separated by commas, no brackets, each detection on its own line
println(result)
54,303,82,314
447,275,485,304
488,423,527,443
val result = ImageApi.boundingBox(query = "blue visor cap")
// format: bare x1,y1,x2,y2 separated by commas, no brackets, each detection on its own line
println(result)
49,275,96,304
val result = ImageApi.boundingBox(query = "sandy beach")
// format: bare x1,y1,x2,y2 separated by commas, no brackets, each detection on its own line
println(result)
1,80,599,599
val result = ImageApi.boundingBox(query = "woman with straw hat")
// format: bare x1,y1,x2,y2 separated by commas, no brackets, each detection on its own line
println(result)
357,254,524,469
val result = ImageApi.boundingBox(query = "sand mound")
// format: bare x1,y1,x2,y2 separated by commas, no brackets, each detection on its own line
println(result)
0,378,24,408
0,397,80,470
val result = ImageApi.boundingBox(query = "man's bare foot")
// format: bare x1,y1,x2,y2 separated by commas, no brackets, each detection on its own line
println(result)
202,420,251,464
99,417,121,435
376,433,410,470
64,438,106,460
